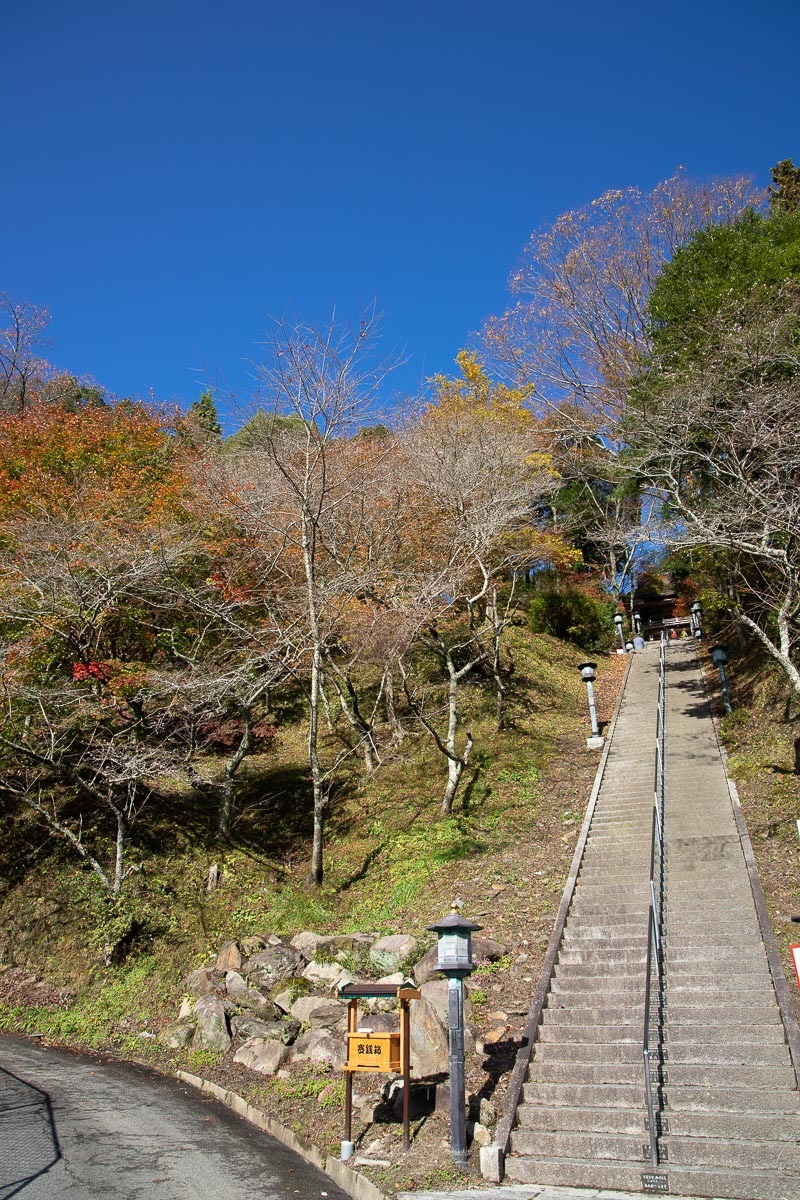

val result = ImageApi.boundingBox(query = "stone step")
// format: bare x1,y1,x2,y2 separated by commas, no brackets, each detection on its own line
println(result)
522,1081,646,1108
665,991,775,1012
567,902,650,915
542,1004,648,1023
663,901,758,916
666,1085,800,1113
533,1043,650,1064
667,1135,800,1171
665,1024,787,1045
504,1153,798,1200
511,1127,800,1171
548,975,646,995
537,1021,787,1046
527,1061,796,1087
662,926,762,945
665,885,754,900
573,880,651,891
509,1128,646,1162
559,932,648,948
665,949,767,967
667,1110,800,1140
667,921,762,938
665,958,768,976
552,964,646,981
515,1103,648,1134
552,961,767,982
662,1004,781,1024
559,930,648,945
527,1062,647,1084
564,915,649,929
515,1104,800,1143
537,1024,645,1044
532,1041,791,1066
557,950,647,965
665,1062,798,1088
521,1079,800,1113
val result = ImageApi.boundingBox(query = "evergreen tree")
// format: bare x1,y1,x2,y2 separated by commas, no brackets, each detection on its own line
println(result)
769,158,800,214
189,389,222,438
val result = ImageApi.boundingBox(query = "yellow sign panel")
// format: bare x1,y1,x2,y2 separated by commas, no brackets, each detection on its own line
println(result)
346,1031,401,1073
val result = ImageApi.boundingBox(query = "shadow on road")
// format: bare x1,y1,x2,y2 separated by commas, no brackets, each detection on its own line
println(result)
0,1061,61,1198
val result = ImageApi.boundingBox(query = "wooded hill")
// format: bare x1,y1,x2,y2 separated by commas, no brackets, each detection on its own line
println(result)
1,160,800,980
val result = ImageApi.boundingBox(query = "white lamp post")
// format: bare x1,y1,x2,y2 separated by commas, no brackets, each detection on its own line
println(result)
613,613,626,652
579,662,604,749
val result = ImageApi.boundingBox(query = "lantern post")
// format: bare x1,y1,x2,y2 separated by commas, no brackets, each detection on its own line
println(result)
691,601,703,640
613,613,626,652
711,644,732,714
579,662,603,749
427,906,482,1170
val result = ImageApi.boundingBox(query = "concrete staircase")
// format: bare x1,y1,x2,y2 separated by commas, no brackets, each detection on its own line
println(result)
503,642,800,1199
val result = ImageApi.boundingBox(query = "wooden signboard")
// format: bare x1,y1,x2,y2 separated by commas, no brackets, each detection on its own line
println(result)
346,1030,401,1073
337,981,421,1151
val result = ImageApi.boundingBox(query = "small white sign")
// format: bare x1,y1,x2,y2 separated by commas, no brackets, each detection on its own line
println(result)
791,945,800,990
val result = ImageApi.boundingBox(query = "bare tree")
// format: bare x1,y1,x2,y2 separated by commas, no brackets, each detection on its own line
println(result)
0,504,195,891
0,294,54,413
221,309,403,883
479,172,761,601
482,170,760,432
633,287,800,696
397,356,556,814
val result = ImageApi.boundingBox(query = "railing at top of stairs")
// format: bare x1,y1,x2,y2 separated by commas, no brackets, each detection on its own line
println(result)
643,635,667,1175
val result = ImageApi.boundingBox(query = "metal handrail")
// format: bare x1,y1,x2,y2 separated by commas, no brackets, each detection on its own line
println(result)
643,636,667,1167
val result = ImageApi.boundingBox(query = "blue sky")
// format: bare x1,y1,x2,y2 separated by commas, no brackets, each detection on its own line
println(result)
2,1,798,423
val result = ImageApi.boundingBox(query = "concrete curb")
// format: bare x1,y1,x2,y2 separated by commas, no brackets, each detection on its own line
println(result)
481,650,636,1184
176,1070,389,1200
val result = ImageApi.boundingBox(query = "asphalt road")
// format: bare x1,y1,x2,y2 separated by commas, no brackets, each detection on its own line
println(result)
0,1036,351,1200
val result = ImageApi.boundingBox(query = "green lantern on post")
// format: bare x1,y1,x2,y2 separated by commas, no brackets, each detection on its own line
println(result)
427,905,482,1168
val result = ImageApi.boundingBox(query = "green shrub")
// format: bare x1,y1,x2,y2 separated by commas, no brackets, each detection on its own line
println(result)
528,578,615,651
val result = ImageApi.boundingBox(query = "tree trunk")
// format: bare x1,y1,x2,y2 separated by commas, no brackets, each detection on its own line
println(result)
441,731,473,817
111,792,128,897
440,654,472,817
327,663,380,772
488,586,507,730
384,669,404,742
309,641,325,884
217,711,252,839
738,610,800,700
